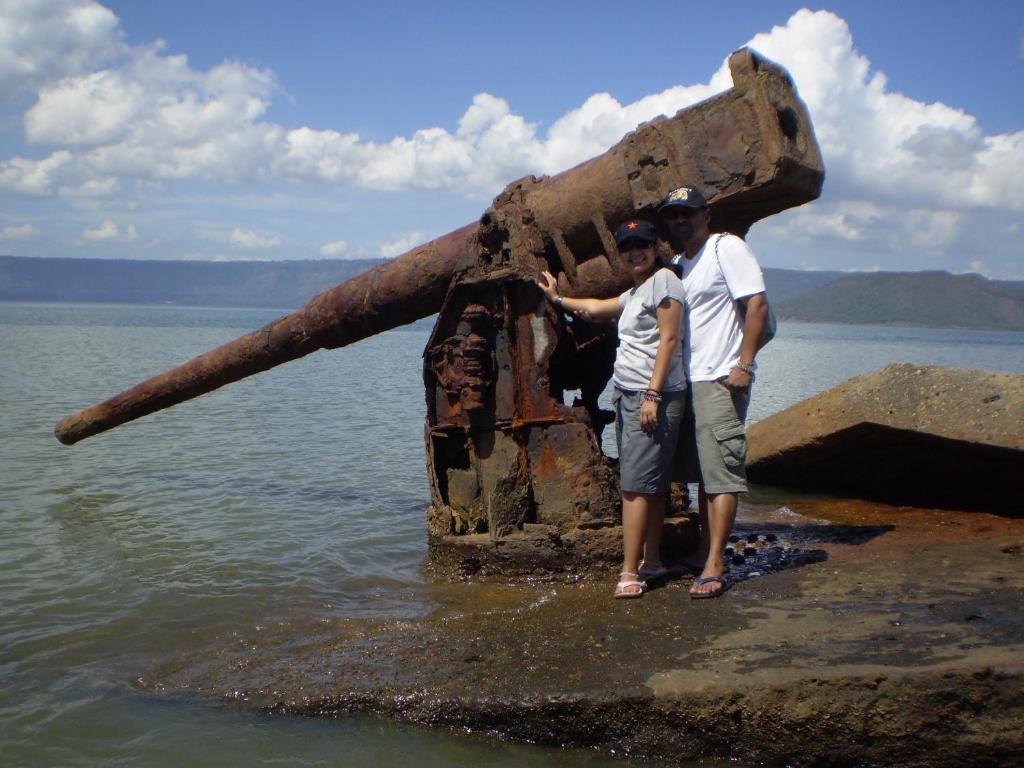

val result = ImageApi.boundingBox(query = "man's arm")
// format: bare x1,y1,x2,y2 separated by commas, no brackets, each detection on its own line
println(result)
724,292,768,391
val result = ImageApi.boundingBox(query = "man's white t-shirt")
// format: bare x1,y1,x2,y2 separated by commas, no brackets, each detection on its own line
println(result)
672,234,766,382
613,267,687,392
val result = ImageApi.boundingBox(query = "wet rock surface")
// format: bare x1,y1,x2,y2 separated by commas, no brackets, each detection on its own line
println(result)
143,498,1024,767
428,516,699,579
747,364,1024,513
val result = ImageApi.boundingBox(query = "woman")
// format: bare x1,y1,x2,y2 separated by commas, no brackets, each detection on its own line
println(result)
537,219,686,598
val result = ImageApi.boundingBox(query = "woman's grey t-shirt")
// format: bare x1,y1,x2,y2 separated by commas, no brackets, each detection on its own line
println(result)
613,267,686,392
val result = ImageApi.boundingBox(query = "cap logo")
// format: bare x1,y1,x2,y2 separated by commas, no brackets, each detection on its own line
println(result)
667,188,690,202
627,221,638,229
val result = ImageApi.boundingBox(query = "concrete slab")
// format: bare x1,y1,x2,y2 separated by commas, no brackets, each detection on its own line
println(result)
747,364,1024,513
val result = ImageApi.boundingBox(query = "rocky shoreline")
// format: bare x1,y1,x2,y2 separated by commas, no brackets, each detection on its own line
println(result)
143,497,1024,767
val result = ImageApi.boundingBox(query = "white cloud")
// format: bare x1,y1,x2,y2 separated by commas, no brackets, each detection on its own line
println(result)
26,46,279,150
275,81,720,194
1,6,281,195
737,10,1020,210
59,175,119,198
0,0,122,102
770,204,876,243
759,200,964,254
82,219,117,241
905,210,961,249
183,250,270,262
211,253,271,262
318,239,348,257
1,223,37,239
81,218,136,242
377,231,422,258
229,227,280,249
0,150,72,195
25,48,282,186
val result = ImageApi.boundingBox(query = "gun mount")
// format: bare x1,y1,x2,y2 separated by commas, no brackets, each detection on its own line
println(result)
56,48,824,575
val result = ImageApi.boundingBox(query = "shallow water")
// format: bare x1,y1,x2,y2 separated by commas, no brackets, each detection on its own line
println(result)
2,303,1022,766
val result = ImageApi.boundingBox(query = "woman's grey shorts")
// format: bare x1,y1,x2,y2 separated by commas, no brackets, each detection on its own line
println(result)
612,388,685,494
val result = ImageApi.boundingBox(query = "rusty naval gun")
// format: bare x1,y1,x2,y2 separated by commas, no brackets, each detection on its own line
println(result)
56,49,824,575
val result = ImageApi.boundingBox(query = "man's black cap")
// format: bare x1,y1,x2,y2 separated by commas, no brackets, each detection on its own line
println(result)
613,219,658,246
658,186,708,212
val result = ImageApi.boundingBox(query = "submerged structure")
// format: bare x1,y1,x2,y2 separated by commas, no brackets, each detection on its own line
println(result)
56,49,824,574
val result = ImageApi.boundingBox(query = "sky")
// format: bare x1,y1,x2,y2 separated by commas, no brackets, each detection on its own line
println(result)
0,0,1022,278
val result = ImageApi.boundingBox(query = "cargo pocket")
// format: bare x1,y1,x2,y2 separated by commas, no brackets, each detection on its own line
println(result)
712,419,746,469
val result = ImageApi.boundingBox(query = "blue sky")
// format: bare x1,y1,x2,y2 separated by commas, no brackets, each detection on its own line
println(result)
1,0,1022,277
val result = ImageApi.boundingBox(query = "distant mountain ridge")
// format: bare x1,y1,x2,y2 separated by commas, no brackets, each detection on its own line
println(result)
762,267,845,304
0,255,380,309
2,255,1022,330
776,270,1024,331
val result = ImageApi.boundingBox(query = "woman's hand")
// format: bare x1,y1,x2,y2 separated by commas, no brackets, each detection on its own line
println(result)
640,398,659,433
537,271,559,302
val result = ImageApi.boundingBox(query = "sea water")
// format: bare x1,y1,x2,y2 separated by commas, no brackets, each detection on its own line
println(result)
2,303,1022,767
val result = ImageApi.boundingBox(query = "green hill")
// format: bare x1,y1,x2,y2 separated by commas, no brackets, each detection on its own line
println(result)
762,267,844,304
777,271,1024,330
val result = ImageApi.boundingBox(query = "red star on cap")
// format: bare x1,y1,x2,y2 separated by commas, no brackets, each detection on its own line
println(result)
627,221,638,229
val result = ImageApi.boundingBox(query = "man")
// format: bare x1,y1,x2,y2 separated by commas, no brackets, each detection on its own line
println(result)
658,186,770,599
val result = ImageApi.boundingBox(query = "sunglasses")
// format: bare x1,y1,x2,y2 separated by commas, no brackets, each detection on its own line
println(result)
618,239,655,252
660,206,703,220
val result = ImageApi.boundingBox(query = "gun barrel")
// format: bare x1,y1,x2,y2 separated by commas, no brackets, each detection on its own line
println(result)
54,224,476,445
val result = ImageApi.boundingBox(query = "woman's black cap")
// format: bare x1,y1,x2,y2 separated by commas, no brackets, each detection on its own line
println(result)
613,220,658,245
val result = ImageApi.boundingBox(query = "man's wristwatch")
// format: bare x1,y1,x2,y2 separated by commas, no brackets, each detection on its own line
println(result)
734,361,755,375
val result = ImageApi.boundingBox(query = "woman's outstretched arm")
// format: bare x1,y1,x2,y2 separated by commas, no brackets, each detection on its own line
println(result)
536,271,622,320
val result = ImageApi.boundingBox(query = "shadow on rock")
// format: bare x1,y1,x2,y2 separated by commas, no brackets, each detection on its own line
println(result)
722,518,893,584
